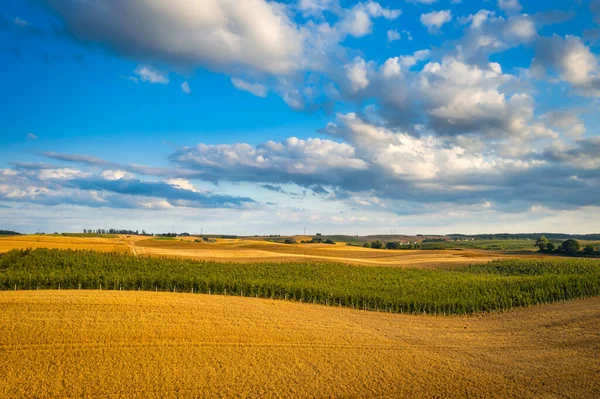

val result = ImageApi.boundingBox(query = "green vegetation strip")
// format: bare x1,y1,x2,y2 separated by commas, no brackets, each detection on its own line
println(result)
1,249,599,315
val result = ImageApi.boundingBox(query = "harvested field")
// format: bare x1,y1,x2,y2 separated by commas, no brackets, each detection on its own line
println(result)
134,237,541,267
0,235,550,267
0,234,129,254
0,291,598,398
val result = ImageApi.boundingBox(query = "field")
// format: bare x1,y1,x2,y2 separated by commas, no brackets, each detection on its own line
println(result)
1,291,598,398
3,248,599,314
0,234,129,253
0,234,549,267
1,235,598,397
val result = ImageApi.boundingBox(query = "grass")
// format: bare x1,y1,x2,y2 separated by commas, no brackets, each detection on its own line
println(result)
1,291,598,398
1,248,598,315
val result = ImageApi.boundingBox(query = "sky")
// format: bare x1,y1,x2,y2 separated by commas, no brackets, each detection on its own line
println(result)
1,0,600,235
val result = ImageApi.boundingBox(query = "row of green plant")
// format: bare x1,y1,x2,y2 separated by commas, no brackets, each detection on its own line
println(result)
1,249,598,315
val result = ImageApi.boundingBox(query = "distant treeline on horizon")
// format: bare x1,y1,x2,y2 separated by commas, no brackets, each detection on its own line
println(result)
1,230,600,241
447,233,600,241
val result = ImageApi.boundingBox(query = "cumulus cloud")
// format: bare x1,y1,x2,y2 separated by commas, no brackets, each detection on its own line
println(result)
180,81,191,94
231,78,268,97
344,57,370,92
163,112,600,211
338,1,401,37
420,10,452,34
387,29,401,43
498,0,522,14
134,65,169,84
532,35,600,96
46,0,304,75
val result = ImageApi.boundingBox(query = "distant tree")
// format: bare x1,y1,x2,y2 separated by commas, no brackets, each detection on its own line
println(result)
371,240,384,249
535,235,550,252
324,239,336,244
583,244,596,255
284,238,296,244
363,243,370,248
546,242,556,252
385,241,399,250
561,239,581,255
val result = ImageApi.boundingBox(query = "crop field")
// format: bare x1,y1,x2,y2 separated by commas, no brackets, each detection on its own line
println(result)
134,237,536,267
0,234,553,267
2,248,599,314
1,290,598,398
0,234,129,253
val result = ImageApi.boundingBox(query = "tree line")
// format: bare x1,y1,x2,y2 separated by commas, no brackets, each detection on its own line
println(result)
535,236,598,256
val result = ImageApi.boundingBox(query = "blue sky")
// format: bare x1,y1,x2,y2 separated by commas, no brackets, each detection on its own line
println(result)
1,0,600,234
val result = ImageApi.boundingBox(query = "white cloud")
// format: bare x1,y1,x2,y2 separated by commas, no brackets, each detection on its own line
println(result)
387,29,401,43
100,170,136,181
27,133,37,140
540,110,586,138
532,35,600,96
344,57,370,92
420,10,452,34
231,78,268,97
298,0,337,17
338,1,401,37
134,66,169,84
498,0,522,14
180,81,191,94
46,0,304,75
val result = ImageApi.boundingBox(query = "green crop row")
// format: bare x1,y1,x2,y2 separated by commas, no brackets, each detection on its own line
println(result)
1,248,598,315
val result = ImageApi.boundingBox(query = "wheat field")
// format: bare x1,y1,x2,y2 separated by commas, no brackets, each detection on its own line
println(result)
0,235,129,254
134,237,530,267
0,234,548,267
1,290,598,398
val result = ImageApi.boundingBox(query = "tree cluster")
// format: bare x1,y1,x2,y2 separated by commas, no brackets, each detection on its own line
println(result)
535,236,597,256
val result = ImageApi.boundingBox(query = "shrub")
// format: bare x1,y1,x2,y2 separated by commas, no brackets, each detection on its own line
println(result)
370,240,384,249
583,244,596,255
385,242,399,250
561,239,581,255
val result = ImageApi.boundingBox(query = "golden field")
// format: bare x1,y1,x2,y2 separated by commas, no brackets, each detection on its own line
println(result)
0,234,129,253
132,236,537,267
0,234,550,267
0,291,598,398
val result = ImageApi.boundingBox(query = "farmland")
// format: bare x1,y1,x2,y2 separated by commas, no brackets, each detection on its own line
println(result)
1,235,599,398
0,234,554,267
0,234,129,254
1,290,598,398
2,248,599,314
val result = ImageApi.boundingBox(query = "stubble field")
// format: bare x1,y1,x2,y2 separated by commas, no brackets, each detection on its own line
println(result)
0,234,548,267
1,290,598,398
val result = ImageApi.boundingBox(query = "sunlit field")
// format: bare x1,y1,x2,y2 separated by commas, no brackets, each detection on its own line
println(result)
0,234,129,253
1,291,598,398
